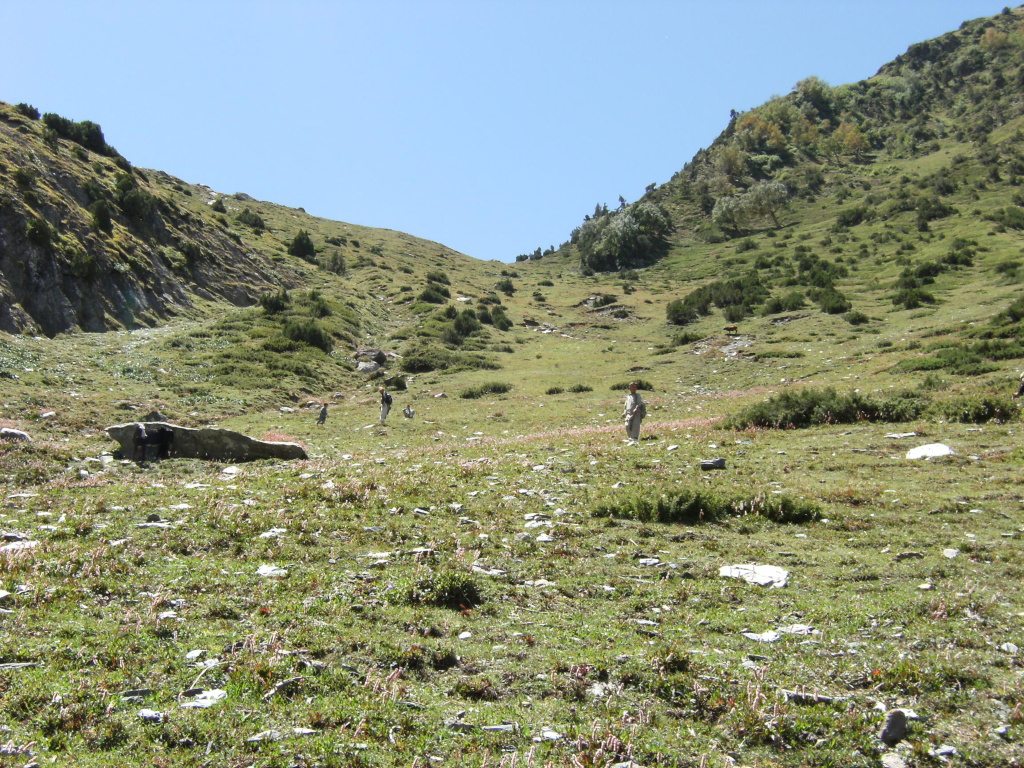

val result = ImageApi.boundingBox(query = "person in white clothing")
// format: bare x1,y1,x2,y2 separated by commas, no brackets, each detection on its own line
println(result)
623,381,645,444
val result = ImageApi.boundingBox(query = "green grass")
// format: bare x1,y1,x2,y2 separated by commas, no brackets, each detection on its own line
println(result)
4,11,1024,764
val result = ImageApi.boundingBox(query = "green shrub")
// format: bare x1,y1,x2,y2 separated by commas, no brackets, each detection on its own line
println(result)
846,310,870,325
26,218,54,248
933,395,1017,423
496,278,515,295
89,200,113,234
671,331,705,346
546,386,565,395
460,382,511,399
288,230,316,261
610,379,653,391
258,288,291,314
397,571,482,610
235,207,265,230
725,387,927,429
425,270,450,285
568,384,593,393
282,319,332,353
419,284,451,304
593,487,820,525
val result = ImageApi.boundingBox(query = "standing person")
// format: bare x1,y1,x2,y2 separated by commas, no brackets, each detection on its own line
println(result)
316,402,328,425
379,386,393,422
623,381,646,444
1015,372,1024,399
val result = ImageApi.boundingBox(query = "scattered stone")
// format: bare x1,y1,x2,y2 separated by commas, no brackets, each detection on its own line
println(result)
180,689,227,709
942,548,959,559
262,676,305,700
481,723,518,733
700,458,726,470
742,630,781,643
0,428,31,442
138,708,165,723
879,709,908,746
247,730,285,742
257,564,288,578
776,623,816,635
39,411,56,420
885,432,918,439
0,590,12,605
0,540,39,553
780,689,847,705
720,563,789,588
905,443,954,460
999,642,1019,653
535,728,562,742
930,745,957,758
894,551,923,561
881,754,908,768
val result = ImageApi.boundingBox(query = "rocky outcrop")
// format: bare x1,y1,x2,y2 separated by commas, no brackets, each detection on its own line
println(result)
105,422,307,462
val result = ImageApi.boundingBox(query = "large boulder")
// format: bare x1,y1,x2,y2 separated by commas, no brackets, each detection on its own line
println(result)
106,422,307,462
354,349,387,366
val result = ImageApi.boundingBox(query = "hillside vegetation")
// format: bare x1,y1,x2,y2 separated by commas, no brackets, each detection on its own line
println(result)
0,8,1022,768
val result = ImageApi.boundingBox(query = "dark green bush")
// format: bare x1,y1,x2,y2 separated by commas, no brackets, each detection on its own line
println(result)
933,395,1017,423
610,379,653,391
89,200,113,234
593,487,820,525
425,270,450,285
258,288,291,314
460,382,511,399
288,230,316,261
398,571,482,610
282,319,332,353
235,208,265,230
568,384,593,393
26,218,54,248
725,387,927,429
546,386,565,395
419,284,451,304
846,310,870,325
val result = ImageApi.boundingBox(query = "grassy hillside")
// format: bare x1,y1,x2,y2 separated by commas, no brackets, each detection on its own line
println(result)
0,8,1022,768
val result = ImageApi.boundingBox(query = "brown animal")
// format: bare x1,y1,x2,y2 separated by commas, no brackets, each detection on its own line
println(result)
724,325,738,335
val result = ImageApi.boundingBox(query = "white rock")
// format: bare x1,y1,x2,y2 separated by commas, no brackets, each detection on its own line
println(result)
257,564,288,578
180,689,227,708
743,630,781,643
942,549,959,559
720,563,789,588
906,443,954,460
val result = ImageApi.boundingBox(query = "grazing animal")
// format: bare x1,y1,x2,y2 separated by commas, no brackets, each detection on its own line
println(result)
724,325,739,335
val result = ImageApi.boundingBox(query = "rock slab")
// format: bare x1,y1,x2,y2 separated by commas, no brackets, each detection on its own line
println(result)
106,422,307,463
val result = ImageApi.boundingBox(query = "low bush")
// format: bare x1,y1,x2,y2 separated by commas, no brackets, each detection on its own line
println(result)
593,487,821,525
933,395,1017,423
546,386,565,395
396,570,482,610
282,319,333,353
460,382,512,399
568,384,593,393
610,379,653,391
725,387,927,429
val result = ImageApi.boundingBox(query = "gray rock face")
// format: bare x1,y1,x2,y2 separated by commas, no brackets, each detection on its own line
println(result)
354,349,387,366
106,422,307,462
357,361,381,374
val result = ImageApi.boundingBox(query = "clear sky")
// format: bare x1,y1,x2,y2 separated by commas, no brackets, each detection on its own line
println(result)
1,1,1010,262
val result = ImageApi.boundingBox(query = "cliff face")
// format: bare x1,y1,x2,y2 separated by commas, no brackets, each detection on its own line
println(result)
0,104,288,336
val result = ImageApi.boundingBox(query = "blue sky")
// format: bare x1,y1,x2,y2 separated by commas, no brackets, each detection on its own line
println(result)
1,1,1009,262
